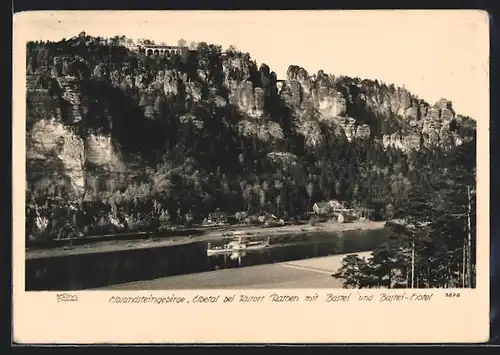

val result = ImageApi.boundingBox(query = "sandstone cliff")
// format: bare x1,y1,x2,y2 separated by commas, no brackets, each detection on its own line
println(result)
25,37,476,197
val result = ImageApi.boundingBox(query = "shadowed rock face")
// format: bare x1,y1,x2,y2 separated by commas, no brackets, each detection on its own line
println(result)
282,66,361,140
27,118,85,192
382,133,421,151
27,54,135,194
163,70,180,96
85,135,127,173
51,76,88,124
227,80,241,106
223,57,251,82
26,118,129,195
317,89,347,118
221,77,266,118
282,80,303,108
253,87,265,118
355,124,371,140
26,50,475,195
238,80,255,114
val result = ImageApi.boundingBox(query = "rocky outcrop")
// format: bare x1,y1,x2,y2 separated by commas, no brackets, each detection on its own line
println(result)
227,79,266,119
27,118,85,192
317,87,347,118
379,97,466,151
336,117,358,141
355,124,371,140
283,66,347,116
27,57,130,194
55,77,87,123
280,80,303,108
85,134,126,172
281,66,365,141
382,133,421,151
26,116,131,195
223,56,251,82
26,77,54,122
25,45,476,197
84,134,130,193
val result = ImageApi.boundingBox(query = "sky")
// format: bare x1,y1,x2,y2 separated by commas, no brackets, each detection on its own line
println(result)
15,10,489,120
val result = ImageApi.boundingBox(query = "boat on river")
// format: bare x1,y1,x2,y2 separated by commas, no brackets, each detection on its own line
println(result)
206,236,271,256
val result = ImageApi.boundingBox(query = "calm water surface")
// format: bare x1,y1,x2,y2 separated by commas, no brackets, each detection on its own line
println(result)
26,228,388,291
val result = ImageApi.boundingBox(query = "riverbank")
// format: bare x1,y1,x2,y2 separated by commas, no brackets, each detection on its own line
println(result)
26,220,386,260
102,251,374,290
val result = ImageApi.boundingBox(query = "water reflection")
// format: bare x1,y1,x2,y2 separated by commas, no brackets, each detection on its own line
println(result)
26,228,388,291
229,251,246,265
205,229,386,272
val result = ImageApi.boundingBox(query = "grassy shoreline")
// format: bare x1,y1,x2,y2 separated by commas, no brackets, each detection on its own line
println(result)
26,220,386,260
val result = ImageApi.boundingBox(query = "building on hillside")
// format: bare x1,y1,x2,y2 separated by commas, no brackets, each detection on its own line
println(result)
313,201,332,215
327,200,346,210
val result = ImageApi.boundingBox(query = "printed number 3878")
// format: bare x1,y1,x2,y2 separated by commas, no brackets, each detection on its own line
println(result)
445,293,460,298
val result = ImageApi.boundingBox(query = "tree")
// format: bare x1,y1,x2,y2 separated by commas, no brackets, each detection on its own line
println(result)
333,254,372,288
125,38,135,47
390,174,412,210
306,181,314,212
138,38,155,46
385,203,395,220
243,184,252,213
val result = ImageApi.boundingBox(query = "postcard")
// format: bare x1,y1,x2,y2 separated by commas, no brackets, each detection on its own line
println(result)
12,9,490,344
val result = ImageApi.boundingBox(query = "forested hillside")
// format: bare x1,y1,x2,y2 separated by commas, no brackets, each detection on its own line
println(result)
25,31,476,262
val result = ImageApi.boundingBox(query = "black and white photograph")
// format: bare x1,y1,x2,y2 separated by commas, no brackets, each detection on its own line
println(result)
23,11,480,293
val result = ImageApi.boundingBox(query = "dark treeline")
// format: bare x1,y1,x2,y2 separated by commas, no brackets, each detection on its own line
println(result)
333,137,476,288
25,33,477,287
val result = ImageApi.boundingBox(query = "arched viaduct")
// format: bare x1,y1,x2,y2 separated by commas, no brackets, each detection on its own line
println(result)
133,45,187,57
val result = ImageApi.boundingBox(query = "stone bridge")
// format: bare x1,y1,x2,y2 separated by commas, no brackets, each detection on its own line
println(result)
139,45,187,57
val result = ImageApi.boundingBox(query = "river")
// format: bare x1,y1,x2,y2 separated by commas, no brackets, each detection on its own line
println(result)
25,228,388,291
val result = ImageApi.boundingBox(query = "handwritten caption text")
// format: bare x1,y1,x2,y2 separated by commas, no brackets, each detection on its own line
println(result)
105,291,440,305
